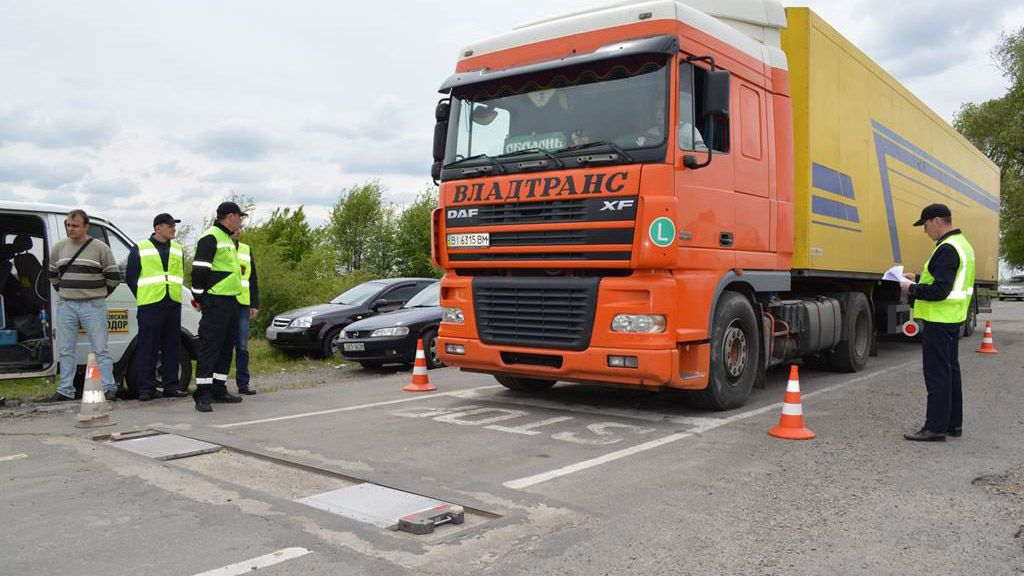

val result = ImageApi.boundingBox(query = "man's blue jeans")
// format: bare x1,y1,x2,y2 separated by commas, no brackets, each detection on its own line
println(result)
57,297,115,397
235,305,251,391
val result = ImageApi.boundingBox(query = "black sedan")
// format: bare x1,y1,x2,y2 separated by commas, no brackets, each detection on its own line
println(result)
335,282,443,369
266,278,435,357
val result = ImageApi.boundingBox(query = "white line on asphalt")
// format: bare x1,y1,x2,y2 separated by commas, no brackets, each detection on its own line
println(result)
503,361,916,490
0,454,28,462
452,387,724,427
192,547,311,576
215,385,503,428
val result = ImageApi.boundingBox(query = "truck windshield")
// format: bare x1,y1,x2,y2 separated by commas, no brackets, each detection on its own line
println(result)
445,53,668,167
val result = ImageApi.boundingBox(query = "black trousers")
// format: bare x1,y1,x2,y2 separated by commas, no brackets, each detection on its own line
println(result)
195,295,238,400
134,303,182,395
920,320,963,433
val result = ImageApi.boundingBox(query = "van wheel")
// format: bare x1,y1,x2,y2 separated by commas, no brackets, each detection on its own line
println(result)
683,291,759,411
422,329,444,369
124,341,194,399
495,375,556,392
829,293,871,373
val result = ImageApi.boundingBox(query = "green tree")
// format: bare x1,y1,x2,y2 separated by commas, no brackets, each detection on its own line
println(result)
329,182,386,272
954,29,1024,268
241,206,315,264
395,188,440,278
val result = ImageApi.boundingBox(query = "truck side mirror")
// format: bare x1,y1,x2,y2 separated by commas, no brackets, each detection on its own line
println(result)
703,70,730,117
431,99,450,182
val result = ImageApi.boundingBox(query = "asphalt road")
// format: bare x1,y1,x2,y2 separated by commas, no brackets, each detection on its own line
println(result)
2,302,1023,575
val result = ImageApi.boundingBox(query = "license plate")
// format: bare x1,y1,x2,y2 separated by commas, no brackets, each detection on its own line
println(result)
447,233,489,249
266,328,277,341
343,342,365,352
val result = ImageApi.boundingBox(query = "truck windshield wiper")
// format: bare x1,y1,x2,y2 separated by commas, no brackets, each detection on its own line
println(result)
495,147,564,168
443,153,506,174
552,141,634,163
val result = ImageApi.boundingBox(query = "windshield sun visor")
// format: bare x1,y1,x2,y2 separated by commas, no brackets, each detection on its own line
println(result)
439,35,679,94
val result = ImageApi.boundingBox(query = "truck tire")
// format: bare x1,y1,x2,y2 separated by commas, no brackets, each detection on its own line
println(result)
683,291,759,411
422,329,444,369
829,292,871,373
495,375,556,392
962,299,977,338
124,341,194,399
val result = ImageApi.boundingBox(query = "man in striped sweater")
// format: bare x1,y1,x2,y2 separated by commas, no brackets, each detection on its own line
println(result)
44,209,121,402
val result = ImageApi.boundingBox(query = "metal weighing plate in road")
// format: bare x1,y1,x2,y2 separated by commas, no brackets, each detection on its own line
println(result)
109,434,222,461
297,483,452,529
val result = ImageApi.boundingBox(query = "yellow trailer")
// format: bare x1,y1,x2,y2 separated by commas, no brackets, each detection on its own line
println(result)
783,7,999,283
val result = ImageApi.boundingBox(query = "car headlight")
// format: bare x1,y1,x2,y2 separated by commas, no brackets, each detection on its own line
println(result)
443,307,464,324
290,315,313,328
611,314,666,333
370,326,410,338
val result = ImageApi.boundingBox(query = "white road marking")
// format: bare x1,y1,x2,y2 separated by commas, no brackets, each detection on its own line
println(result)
504,362,916,490
216,385,502,428
192,547,311,575
0,454,28,462
452,387,724,427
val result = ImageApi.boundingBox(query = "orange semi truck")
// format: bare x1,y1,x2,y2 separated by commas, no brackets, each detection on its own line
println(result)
430,1,1000,409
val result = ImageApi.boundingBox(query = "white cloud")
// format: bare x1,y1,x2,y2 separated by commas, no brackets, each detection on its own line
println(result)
187,122,286,161
0,107,120,149
0,157,91,188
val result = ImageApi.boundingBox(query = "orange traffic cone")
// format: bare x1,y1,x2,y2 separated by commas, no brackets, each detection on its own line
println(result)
403,339,437,392
768,365,815,440
976,321,999,354
75,353,114,428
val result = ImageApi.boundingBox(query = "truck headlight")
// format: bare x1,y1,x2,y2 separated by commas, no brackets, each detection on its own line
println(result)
290,315,313,328
370,326,409,338
611,314,666,333
443,307,464,324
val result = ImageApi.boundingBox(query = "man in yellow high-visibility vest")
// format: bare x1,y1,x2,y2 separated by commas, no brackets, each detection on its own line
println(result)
901,204,976,442
125,213,188,401
190,202,246,412
232,228,259,395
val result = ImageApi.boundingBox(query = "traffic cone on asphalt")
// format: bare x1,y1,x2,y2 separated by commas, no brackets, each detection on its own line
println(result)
75,353,114,428
976,321,999,354
768,365,815,440
403,339,436,392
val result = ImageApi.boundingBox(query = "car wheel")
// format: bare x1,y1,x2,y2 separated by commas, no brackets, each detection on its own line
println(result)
495,375,556,392
682,291,760,410
124,340,193,399
319,326,342,359
422,329,444,369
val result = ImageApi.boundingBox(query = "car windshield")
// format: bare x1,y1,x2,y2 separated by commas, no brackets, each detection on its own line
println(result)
1008,278,1024,285
330,282,384,305
403,283,440,308
444,53,668,166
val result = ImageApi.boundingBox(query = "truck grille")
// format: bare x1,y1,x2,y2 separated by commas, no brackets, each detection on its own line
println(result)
446,196,638,228
488,227,633,247
472,276,599,351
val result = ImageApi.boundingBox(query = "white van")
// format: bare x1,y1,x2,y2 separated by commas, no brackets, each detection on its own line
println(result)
0,201,201,397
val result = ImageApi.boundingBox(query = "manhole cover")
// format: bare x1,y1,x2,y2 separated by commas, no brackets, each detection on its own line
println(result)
109,433,221,461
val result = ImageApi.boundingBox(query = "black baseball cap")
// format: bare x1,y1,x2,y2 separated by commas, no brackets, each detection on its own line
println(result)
153,213,180,227
912,203,951,226
216,201,248,218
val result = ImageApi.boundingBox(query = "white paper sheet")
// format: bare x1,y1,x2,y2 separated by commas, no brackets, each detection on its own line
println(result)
883,265,915,284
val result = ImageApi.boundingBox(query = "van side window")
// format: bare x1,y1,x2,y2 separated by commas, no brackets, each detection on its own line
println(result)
678,61,729,153
87,224,106,243
104,228,132,270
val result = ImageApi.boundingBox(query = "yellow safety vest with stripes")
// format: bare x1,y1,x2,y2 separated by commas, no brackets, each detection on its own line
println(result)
136,239,183,305
195,226,241,297
913,233,976,324
237,242,252,306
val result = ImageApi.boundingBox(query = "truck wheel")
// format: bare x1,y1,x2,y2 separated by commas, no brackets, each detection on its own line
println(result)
421,329,444,369
684,291,759,411
495,375,556,392
124,341,194,399
829,293,871,373
961,300,977,338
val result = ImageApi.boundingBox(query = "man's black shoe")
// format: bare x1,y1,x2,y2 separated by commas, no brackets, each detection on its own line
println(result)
138,393,154,402
904,428,946,442
238,388,257,396
194,398,213,412
947,426,963,437
212,393,243,403
41,392,74,403
161,389,189,398
104,390,118,402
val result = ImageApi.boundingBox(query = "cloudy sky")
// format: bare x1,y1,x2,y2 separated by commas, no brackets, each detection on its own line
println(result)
2,0,1023,240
